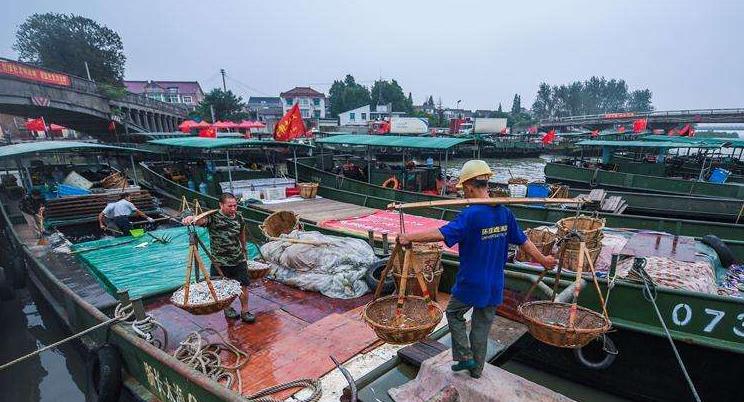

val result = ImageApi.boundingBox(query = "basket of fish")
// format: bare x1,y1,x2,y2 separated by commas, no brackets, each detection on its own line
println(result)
246,259,271,280
171,278,242,315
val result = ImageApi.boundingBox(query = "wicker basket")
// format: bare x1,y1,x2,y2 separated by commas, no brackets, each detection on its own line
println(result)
559,245,601,271
246,260,271,280
391,243,443,301
363,295,443,345
518,301,611,348
557,215,605,243
298,183,319,199
170,279,239,315
516,229,557,262
260,210,299,238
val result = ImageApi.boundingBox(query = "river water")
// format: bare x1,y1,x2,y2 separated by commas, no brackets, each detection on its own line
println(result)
445,156,552,183
0,287,86,402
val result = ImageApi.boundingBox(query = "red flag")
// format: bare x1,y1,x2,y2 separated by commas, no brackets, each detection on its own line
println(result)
541,129,556,145
25,117,46,131
527,126,538,135
632,118,647,134
591,129,599,138
679,124,690,137
617,126,626,134
273,104,306,141
198,127,216,138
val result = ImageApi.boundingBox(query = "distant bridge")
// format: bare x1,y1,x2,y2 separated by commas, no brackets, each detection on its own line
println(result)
0,58,188,134
539,108,744,130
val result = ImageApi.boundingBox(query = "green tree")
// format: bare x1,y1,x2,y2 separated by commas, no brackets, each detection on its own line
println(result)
425,95,435,107
194,89,248,122
531,83,553,119
510,94,521,115
627,89,654,112
497,103,503,113
370,79,413,114
328,74,371,117
14,13,126,84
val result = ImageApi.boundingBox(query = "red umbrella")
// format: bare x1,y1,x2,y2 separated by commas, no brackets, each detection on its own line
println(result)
238,120,266,129
194,120,212,128
178,120,197,133
213,120,239,129
49,123,66,132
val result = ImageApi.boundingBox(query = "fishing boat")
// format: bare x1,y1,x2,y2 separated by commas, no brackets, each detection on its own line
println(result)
1,140,578,402
545,139,744,198
275,154,744,402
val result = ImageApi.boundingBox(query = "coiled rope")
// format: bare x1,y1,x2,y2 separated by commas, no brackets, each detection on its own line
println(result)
0,302,134,371
132,314,169,350
631,258,702,402
173,328,322,402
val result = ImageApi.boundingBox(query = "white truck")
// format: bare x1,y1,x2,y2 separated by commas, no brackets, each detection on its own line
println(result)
370,117,429,135
458,118,507,135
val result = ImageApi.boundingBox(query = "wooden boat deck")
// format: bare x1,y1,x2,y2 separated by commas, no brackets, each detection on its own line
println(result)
258,197,375,223
146,279,395,398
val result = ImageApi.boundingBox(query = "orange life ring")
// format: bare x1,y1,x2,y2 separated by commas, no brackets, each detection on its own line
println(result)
381,176,401,190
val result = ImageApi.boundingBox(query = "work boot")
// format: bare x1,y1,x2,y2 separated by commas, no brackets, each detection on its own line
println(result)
451,359,476,372
240,311,256,323
469,369,482,379
223,307,239,319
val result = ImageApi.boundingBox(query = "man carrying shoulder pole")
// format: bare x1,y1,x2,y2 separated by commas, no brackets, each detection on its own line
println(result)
398,160,556,378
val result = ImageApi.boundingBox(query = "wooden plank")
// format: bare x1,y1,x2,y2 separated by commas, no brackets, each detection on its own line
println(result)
398,339,448,368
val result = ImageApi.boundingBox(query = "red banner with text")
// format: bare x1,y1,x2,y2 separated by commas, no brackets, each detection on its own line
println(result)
0,60,71,87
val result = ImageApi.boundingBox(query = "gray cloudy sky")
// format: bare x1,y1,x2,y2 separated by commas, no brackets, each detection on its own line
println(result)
2,0,743,111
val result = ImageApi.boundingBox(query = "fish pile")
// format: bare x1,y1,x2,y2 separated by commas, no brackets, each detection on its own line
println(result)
171,279,242,306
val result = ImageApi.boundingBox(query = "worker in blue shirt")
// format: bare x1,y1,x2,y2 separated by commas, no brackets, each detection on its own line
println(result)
398,160,556,378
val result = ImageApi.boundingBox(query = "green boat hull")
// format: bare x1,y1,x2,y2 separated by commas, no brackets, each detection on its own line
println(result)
545,162,744,199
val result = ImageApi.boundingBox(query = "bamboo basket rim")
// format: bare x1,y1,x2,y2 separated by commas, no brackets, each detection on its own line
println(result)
363,295,443,333
518,300,611,334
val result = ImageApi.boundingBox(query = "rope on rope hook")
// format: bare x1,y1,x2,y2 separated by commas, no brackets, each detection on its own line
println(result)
631,258,702,402
132,314,169,350
243,378,322,402
0,302,134,371
173,329,249,391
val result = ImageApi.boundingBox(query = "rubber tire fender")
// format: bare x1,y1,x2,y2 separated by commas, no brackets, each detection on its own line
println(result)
701,234,737,268
573,336,617,370
10,256,26,289
0,267,15,301
87,344,122,402
365,258,395,295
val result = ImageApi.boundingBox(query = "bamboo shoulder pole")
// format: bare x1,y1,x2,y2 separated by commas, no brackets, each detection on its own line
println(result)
387,197,586,210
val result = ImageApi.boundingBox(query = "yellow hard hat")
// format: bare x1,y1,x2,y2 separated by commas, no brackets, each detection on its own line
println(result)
456,160,492,189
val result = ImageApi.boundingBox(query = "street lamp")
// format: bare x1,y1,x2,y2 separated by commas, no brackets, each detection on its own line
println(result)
456,100,462,118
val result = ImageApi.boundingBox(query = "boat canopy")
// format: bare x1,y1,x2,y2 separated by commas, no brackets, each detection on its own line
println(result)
576,139,720,149
316,134,470,150
147,137,313,149
0,140,154,161
640,135,744,148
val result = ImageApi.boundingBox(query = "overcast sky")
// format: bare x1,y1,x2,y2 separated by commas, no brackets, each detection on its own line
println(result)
2,0,743,111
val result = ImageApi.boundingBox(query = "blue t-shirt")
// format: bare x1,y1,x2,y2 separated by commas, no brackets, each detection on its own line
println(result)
439,205,527,308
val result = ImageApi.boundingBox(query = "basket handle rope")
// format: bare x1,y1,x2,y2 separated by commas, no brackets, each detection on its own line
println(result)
393,247,413,326
410,255,439,317
373,242,400,301
567,242,586,327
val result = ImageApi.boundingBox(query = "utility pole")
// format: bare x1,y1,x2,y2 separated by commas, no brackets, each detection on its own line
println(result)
220,69,227,91
84,61,92,81
210,105,216,123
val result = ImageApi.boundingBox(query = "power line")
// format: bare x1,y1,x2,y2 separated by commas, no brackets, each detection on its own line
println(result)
224,74,273,97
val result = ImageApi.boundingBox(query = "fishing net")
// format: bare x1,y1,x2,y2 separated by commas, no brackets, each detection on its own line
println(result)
71,226,261,299
261,230,377,299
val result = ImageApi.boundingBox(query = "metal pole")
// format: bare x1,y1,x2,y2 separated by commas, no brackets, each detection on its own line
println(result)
293,147,298,182
84,61,92,81
130,154,138,186
367,146,371,184
442,150,448,196
226,150,234,194
220,69,227,92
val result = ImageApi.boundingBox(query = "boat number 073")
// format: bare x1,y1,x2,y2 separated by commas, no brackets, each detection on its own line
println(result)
671,303,744,336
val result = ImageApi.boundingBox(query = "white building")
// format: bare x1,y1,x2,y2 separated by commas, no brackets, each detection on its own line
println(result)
279,87,326,119
338,104,406,126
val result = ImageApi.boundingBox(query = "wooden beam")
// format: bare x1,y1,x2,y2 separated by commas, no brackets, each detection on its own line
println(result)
386,197,586,210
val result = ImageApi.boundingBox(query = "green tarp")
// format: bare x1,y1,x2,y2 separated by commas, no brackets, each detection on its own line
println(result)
148,137,313,149
73,226,260,299
0,140,152,160
576,139,720,148
641,135,744,148
316,134,469,150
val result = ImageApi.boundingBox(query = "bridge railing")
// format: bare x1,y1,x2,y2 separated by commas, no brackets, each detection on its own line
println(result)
1,56,188,117
540,108,744,124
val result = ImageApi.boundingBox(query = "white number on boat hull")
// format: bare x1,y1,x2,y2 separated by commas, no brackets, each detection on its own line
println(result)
672,303,692,326
671,303,744,338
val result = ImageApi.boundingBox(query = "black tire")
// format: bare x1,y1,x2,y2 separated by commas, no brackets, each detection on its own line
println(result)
573,335,617,370
701,235,737,268
87,344,122,402
365,259,395,295
10,257,26,289
0,267,14,301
